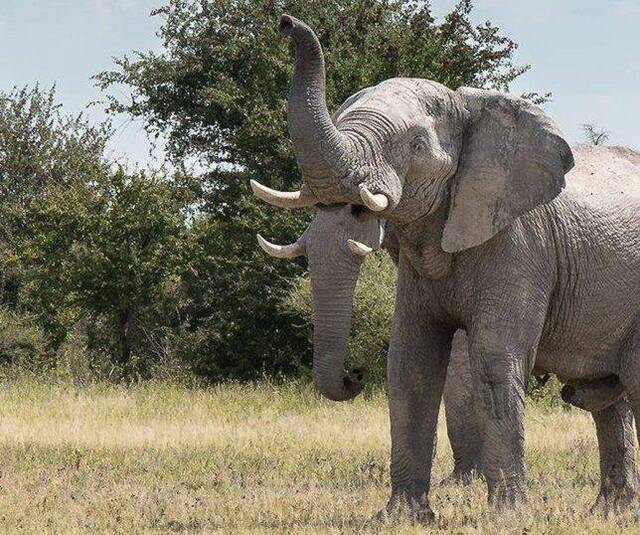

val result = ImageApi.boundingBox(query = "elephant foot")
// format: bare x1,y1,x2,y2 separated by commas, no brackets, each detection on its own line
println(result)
440,466,480,486
374,493,436,525
591,482,639,516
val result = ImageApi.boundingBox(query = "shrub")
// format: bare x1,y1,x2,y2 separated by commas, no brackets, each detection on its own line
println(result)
0,307,48,370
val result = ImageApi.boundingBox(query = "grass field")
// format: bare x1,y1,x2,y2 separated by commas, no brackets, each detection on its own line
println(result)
0,379,637,533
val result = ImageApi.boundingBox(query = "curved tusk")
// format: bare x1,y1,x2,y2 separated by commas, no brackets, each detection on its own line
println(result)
257,234,304,259
347,239,372,257
360,186,389,212
250,179,318,209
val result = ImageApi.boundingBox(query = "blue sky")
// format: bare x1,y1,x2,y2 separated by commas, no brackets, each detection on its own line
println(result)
0,0,638,166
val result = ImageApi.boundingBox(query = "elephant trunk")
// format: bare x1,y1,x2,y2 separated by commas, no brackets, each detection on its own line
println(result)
280,14,352,201
311,275,367,401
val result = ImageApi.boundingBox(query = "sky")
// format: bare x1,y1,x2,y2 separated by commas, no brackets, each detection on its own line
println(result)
0,0,637,167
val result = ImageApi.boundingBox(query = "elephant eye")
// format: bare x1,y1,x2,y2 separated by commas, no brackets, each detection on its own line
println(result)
411,135,429,152
350,204,367,217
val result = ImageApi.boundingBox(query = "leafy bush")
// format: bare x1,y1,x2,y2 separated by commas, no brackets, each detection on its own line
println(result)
527,374,566,409
0,85,194,379
0,307,48,370
53,320,111,386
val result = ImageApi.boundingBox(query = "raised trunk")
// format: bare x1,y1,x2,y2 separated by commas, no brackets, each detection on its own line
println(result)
311,276,366,401
280,15,351,199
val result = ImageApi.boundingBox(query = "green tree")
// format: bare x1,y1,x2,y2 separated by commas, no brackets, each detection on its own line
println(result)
18,169,191,370
96,0,533,380
0,86,191,375
0,86,111,310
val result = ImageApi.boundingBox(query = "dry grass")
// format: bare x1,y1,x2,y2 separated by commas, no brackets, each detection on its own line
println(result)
0,379,637,534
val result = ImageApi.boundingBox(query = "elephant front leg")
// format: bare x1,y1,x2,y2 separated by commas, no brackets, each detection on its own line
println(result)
591,397,640,514
470,344,529,509
385,324,453,523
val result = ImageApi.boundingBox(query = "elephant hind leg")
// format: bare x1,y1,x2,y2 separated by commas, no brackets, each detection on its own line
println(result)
443,330,482,484
614,320,640,513
591,397,640,515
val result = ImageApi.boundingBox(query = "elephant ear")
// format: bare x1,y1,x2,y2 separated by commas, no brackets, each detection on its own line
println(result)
441,87,574,253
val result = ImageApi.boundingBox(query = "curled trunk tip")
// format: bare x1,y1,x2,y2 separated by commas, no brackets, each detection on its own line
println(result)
314,366,368,402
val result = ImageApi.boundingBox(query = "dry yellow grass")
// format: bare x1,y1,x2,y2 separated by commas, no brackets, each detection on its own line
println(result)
0,379,637,534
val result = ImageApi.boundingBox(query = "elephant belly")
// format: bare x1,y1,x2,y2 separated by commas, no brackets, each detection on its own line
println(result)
533,347,618,381
534,276,640,381
532,192,640,381
535,277,640,380
536,304,639,380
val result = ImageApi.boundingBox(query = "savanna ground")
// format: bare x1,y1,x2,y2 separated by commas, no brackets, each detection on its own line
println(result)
0,379,638,534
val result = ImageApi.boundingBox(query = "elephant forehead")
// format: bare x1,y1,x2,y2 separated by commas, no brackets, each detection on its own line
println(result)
335,81,461,145
336,82,406,118
342,94,420,127
306,207,349,236
307,207,380,243
357,79,451,115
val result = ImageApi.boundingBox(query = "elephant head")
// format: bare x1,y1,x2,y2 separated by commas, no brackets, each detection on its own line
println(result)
253,184,385,401
251,14,575,401
260,14,574,253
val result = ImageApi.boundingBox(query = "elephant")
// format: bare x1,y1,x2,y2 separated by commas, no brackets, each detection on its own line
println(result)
385,232,638,498
254,191,639,516
253,14,640,521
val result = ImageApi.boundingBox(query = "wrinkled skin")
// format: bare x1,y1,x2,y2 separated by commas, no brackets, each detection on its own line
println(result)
386,240,638,499
257,15,640,521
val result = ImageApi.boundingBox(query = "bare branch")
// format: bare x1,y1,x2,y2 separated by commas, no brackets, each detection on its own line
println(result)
582,123,611,146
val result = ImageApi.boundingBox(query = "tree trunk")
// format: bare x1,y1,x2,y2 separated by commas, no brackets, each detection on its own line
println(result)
117,309,133,366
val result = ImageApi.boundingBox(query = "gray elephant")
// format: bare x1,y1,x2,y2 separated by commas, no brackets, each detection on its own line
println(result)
386,233,638,500
254,14,640,521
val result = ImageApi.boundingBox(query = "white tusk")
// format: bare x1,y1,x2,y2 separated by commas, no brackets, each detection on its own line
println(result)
250,179,318,209
359,186,389,212
347,239,372,257
257,234,304,259
379,220,387,247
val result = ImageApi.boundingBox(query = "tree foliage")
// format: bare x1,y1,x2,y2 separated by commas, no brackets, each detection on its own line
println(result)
94,0,533,380
0,86,192,376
